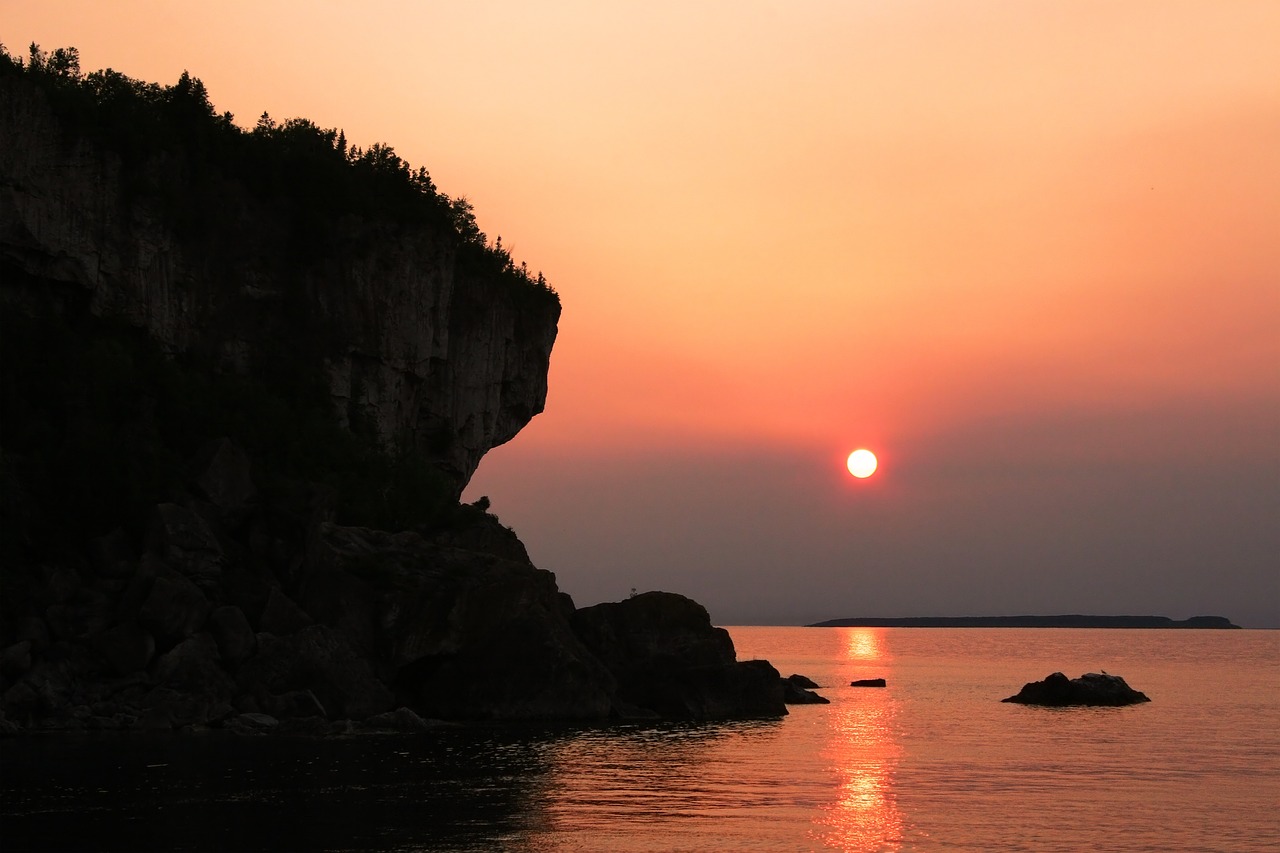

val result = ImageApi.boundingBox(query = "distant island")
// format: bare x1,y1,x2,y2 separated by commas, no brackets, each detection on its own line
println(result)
806,615,1241,629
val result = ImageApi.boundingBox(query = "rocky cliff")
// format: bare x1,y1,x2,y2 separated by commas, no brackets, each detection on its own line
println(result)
0,51,790,732
0,69,557,494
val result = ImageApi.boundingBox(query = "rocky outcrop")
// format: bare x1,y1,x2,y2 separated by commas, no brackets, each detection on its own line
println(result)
302,523,616,720
0,438,788,731
783,674,829,704
573,592,787,719
1002,672,1151,706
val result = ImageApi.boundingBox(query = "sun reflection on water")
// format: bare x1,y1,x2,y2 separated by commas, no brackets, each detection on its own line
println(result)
844,627,883,662
814,627,906,851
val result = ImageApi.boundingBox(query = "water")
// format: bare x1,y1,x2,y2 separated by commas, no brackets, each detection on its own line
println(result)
3,627,1277,851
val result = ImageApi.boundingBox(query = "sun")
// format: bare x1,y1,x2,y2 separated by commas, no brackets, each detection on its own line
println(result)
846,449,878,479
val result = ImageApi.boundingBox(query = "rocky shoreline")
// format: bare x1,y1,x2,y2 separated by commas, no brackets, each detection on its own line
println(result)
0,438,794,735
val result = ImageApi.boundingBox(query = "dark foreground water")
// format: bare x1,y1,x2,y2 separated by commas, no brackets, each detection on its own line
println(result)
3,628,1278,851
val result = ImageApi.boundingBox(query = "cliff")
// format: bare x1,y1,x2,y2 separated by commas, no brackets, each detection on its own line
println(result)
0,49,787,732
0,66,558,496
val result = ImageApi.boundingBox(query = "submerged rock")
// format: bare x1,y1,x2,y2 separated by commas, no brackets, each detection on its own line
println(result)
1002,672,1151,706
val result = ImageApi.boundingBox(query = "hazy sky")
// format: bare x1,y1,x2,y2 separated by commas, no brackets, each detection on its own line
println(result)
8,2,1278,626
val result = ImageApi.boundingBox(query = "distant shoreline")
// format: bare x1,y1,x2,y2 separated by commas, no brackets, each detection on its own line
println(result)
805,615,1241,629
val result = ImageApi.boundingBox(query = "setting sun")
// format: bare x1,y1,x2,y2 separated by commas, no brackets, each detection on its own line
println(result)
847,449,878,479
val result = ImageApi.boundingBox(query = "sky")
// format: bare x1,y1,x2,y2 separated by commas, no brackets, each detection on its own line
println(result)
7,1,1278,626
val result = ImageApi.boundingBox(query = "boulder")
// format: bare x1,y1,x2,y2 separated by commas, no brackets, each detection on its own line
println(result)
258,588,314,636
139,575,211,646
1002,672,1151,706
134,686,232,730
304,523,615,720
572,592,787,719
235,624,394,720
192,438,257,511
89,528,137,579
92,621,156,676
44,586,115,641
147,503,225,591
207,605,257,666
261,689,327,720
359,706,443,733
223,712,280,735
1,641,33,678
154,633,235,701
851,678,887,688
14,617,50,652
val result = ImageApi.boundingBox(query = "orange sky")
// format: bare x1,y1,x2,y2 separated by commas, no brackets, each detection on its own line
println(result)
7,2,1278,624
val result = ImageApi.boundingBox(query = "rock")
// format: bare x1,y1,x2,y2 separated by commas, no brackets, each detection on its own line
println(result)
40,565,83,605
139,575,211,646
14,617,50,652
236,624,394,720
154,633,235,701
44,587,114,641
147,503,226,591
572,592,787,719
304,523,615,721
573,591,738,673
275,716,334,736
92,621,156,676
783,674,830,704
262,689,327,720
258,588,313,636
192,438,257,511
2,682,41,724
224,712,280,735
207,605,256,666
137,686,226,729
359,706,443,732
1002,672,1151,706
851,678,887,687
89,528,137,579
1,642,33,678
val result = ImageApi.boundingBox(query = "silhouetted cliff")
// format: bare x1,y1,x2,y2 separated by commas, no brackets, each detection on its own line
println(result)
0,46,787,732
0,47,558,501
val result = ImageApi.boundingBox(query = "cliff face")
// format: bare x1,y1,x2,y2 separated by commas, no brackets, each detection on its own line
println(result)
0,61,791,732
0,76,558,494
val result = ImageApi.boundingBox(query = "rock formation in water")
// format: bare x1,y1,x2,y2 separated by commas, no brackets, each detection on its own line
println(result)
782,674,829,704
1001,672,1151,707
0,47,786,733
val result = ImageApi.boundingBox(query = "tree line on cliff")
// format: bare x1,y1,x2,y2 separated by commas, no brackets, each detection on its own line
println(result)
0,42,553,296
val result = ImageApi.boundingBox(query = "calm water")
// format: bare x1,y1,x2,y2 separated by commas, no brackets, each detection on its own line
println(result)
3,627,1278,851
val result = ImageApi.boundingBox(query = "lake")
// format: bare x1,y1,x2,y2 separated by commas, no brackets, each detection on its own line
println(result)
3,627,1277,851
